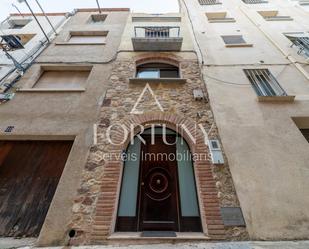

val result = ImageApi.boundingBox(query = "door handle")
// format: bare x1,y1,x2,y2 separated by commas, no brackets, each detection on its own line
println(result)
141,182,145,186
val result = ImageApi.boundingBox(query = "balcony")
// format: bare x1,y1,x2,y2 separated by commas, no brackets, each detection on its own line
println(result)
132,26,183,51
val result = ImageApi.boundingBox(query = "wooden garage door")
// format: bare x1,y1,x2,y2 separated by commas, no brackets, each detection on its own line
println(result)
0,140,73,237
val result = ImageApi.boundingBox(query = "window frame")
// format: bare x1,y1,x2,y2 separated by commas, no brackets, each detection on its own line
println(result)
221,35,253,48
136,63,180,79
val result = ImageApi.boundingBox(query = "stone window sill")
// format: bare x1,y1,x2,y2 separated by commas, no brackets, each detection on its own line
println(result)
129,78,186,84
17,88,86,92
257,95,295,102
55,42,106,45
264,17,293,21
208,19,236,23
225,43,253,48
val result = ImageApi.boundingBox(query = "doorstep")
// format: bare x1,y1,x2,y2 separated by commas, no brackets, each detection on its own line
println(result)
107,232,210,241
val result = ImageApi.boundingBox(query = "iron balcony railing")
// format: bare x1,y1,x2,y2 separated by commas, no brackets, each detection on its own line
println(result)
134,26,180,39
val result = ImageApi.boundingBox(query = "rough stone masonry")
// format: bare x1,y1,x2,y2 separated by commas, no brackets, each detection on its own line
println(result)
68,54,248,245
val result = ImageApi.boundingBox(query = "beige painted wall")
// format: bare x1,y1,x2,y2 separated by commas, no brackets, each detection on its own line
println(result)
0,10,129,246
181,0,309,240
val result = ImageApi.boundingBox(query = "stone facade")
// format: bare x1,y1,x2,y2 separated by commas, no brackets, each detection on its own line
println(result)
68,53,248,245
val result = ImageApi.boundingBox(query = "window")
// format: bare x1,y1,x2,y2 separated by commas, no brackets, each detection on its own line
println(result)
285,33,309,58
136,63,179,79
90,14,107,23
14,34,36,45
243,69,287,97
8,19,31,29
198,0,221,5
258,11,293,21
221,35,252,47
34,70,90,89
67,31,107,44
206,12,236,23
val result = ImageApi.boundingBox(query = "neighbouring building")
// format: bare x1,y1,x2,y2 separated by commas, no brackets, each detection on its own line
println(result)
0,12,69,90
67,11,247,246
180,0,309,241
0,8,130,246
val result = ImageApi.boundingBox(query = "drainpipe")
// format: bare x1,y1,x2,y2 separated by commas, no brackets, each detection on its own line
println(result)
239,6,309,81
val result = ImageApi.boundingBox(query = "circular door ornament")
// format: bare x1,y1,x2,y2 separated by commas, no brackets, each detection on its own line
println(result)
145,167,171,201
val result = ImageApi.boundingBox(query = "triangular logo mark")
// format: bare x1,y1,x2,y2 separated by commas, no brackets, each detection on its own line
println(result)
130,83,164,114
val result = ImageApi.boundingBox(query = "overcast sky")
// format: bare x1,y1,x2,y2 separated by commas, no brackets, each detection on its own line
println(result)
0,0,179,20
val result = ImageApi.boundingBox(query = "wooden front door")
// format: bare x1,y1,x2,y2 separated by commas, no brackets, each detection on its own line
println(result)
138,135,179,231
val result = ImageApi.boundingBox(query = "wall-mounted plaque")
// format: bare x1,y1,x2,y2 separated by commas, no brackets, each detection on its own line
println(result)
220,207,246,227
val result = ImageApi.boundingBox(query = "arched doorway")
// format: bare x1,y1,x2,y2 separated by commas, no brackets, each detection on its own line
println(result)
116,126,202,232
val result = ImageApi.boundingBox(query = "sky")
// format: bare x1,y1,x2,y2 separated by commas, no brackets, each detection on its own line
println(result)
0,0,179,20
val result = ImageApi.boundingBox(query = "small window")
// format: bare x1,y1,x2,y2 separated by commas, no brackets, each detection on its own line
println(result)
221,35,252,47
34,70,90,89
206,12,235,23
243,69,287,97
242,0,268,3
198,0,221,5
90,14,107,23
14,34,36,45
67,31,107,44
258,11,292,21
136,63,179,79
8,19,32,29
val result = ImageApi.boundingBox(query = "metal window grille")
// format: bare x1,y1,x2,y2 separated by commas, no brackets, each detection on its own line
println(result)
198,0,220,5
243,69,287,97
287,36,309,58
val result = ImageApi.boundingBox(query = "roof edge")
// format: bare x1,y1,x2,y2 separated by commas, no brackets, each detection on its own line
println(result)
75,8,130,12
10,13,68,16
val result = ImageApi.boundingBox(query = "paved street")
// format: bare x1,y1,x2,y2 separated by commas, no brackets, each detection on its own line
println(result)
1,241,309,249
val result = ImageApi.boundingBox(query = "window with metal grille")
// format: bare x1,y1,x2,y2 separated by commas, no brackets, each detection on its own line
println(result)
136,63,179,79
242,0,268,4
243,69,287,97
300,129,309,143
145,27,170,38
198,0,221,5
286,35,309,58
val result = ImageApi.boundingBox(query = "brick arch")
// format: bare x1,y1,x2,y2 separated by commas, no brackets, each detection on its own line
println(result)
90,113,225,244
134,53,181,67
